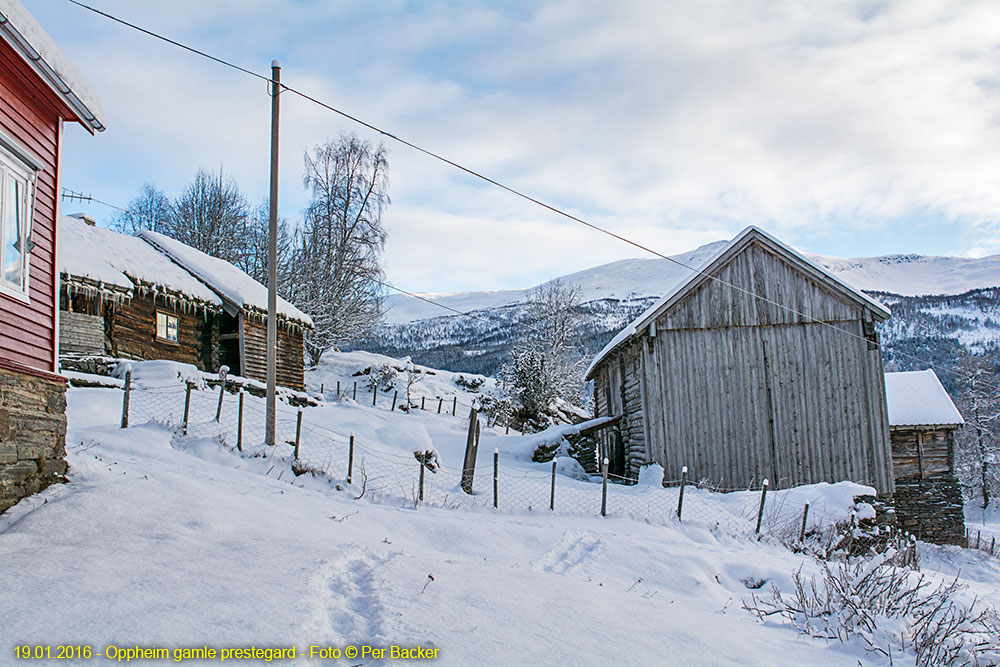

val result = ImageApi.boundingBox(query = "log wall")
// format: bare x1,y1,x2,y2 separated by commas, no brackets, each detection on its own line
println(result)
241,316,305,390
107,292,216,370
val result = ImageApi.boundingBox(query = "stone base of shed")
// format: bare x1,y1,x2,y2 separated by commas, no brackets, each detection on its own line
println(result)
0,364,68,514
892,475,966,546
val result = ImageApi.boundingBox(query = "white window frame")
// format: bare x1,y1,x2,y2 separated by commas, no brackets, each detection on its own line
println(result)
156,310,180,344
0,140,38,303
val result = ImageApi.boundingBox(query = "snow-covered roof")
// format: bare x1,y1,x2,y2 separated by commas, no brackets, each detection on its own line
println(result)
884,370,964,428
0,0,105,133
59,215,223,306
586,226,891,379
138,231,313,327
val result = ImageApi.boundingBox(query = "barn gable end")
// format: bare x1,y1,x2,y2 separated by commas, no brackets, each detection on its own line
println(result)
591,227,894,494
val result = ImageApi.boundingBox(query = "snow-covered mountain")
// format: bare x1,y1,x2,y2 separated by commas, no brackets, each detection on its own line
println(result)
366,240,1000,386
385,243,1000,325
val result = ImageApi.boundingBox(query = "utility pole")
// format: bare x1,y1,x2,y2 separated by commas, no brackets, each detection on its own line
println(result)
266,60,281,447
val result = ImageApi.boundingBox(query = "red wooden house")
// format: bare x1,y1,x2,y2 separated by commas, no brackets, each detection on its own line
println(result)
0,0,104,513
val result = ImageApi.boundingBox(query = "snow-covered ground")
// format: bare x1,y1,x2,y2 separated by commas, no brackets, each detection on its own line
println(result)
1,356,999,666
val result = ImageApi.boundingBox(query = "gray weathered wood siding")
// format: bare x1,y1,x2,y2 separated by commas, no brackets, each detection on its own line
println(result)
241,316,305,390
641,320,892,491
59,310,104,355
593,238,894,494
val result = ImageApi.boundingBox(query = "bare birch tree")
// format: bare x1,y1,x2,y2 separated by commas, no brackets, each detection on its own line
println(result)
235,199,293,295
111,182,173,234
954,352,1000,510
169,167,250,264
498,279,585,428
289,134,389,365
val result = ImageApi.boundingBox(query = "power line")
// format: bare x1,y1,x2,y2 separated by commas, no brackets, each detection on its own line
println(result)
63,1,975,380
62,188,523,332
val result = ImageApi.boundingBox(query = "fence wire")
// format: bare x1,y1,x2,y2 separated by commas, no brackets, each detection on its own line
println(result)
118,381,952,557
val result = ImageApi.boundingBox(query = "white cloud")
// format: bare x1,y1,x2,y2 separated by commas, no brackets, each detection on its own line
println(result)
31,0,1000,293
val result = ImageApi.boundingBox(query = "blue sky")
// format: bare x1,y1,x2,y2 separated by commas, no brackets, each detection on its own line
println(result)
26,0,1000,293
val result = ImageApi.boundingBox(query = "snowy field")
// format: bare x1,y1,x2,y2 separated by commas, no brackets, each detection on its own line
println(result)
1,355,999,666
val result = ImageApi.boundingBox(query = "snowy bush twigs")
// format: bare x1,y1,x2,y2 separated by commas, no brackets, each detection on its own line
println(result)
744,551,1000,666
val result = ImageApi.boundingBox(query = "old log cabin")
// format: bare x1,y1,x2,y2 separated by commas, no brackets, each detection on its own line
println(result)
137,230,312,390
58,216,312,390
884,370,965,545
0,0,104,513
587,226,895,495
59,213,224,366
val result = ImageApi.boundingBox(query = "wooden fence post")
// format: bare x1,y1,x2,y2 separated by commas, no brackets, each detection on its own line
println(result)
392,391,398,411
294,410,302,460
799,503,810,542
437,397,443,414
120,369,132,429
182,382,193,435
372,388,377,407
320,382,324,395
236,389,244,452
347,434,355,484
505,420,510,435
421,396,425,410
601,458,609,517
418,456,425,503
493,448,499,509
550,459,557,511
336,380,340,398
352,381,357,400
452,397,457,415
215,381,226,422
461,406,480,494
676,465,687,520
755,479,769,535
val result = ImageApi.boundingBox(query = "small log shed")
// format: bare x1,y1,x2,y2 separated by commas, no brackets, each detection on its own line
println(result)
884,369,966,545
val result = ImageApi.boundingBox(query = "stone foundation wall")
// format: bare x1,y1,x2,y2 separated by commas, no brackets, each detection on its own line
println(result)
893,474,966,546
0,365,68,514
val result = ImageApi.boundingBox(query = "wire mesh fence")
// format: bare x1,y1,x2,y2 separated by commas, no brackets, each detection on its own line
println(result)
117,379,938,557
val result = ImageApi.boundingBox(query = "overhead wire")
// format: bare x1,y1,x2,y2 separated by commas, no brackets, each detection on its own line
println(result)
63,0,986,388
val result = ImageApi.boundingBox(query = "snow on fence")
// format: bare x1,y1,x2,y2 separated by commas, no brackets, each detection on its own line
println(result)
117,378,917,556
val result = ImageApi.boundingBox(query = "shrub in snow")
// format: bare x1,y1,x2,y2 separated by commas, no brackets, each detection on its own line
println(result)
480,390,516,429
367,363,398,392
744,550,1000,666
454,374,485,391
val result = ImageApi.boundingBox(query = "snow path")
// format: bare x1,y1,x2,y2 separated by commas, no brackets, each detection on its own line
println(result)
1,386,998,665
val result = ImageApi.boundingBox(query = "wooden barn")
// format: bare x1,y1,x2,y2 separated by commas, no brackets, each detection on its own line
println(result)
139,231,312,390
58,213,224,367
884,370,965,545
0,0,104,513
587,226,895,494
